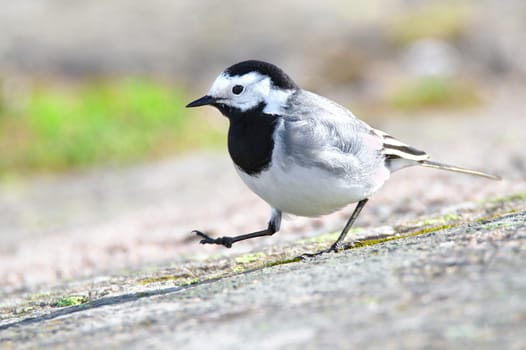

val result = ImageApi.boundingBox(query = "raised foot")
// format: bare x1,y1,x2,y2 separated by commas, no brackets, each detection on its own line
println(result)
193,230,233,248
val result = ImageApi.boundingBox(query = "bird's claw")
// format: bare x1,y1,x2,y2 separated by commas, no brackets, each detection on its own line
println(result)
298,241,358,260
297,247,335,260
192,230,233,248
193,230,214,244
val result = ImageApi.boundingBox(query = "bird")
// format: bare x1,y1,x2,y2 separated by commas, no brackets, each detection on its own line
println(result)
186,59,500,255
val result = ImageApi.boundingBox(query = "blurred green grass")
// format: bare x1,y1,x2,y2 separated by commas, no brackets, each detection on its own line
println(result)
0,78,224,177
389,76,481,111
0,75,483,178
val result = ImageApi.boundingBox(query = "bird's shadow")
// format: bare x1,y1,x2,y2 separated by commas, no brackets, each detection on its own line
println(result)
0,286,182,331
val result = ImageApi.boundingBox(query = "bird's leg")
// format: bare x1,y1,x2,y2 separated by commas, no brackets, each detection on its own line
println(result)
302,199,369,257
194,228,274,248
328,198,369,251
194,208,281,248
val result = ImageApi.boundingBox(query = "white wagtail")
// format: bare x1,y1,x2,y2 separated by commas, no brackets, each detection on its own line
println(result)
186,60,499,255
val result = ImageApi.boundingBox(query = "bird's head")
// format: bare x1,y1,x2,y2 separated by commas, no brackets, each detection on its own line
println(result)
186,60,298,117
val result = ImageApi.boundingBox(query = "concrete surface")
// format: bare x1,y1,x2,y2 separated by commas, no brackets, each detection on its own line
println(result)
1,195,525,349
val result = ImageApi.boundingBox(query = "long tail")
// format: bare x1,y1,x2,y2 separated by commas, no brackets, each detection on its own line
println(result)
420,160,501,180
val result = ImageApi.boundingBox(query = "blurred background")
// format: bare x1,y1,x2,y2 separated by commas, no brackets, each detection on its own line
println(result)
1,0,525,288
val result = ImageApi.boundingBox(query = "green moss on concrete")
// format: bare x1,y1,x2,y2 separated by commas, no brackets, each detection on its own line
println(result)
53,295,89,308
234,252,267,264
138,275,187,286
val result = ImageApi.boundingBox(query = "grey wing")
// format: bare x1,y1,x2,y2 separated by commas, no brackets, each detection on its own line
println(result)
276,91,387,178
276,90,430,175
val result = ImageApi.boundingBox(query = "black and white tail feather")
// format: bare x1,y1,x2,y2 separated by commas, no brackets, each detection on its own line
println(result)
375,128,500,180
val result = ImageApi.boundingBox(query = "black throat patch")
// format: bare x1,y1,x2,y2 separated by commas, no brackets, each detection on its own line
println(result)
216,103,279,176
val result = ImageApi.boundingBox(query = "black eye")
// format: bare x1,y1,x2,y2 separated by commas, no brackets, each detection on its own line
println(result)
232,85,244,95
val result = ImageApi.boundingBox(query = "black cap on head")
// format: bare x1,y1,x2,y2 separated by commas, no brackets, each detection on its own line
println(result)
225,60,298,90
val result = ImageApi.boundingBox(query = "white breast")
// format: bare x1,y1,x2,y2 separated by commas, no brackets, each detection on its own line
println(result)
236,159,388,217
234,90,391,217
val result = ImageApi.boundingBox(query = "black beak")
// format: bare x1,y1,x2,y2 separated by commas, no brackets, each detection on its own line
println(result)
186,95,217,108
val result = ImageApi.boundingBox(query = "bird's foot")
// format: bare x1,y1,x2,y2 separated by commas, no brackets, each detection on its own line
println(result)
297,241,358,260
193,230,233,248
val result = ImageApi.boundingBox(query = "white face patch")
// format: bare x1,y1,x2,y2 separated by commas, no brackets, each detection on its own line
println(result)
263,88,294,115
207,71,294,113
